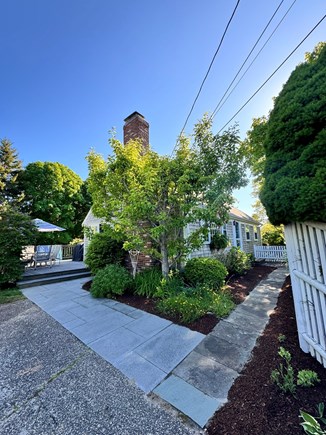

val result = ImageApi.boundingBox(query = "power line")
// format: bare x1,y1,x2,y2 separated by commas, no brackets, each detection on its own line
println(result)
216,13,326,134
211,0,286,119
176,0,240,143
211,0,297,119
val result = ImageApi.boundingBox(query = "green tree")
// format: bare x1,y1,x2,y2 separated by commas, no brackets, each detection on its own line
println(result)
260,43,326,225
0,206,37,289
19,162,90,243
261,222,285,246
87,116,247,276
0,138,23,207
241,117,269,223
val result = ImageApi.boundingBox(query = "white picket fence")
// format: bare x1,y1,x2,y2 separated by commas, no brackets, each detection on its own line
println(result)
254,245,287,262
284,222,326,368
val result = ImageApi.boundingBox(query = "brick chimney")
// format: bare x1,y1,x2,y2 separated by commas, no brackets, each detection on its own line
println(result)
123,111,149,152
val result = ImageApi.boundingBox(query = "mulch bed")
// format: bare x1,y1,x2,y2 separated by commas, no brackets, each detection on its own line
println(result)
207,276,326,435
82,264,275,335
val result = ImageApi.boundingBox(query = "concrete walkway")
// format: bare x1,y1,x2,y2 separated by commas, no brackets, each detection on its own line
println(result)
22,267,288,429
22,279,204,394
0,300,198,435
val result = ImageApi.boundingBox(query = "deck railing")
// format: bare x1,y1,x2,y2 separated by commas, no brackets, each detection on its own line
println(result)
62,245,74,260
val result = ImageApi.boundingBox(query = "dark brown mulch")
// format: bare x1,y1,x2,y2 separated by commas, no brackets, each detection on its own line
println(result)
226,264,276,305
82,264,275,335
207,277,326,435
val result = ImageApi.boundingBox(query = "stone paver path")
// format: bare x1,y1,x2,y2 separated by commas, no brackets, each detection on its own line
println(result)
23,279,204,394
153,267,288,427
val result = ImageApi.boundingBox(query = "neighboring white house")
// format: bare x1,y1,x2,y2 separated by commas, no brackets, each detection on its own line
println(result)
82,209,104,258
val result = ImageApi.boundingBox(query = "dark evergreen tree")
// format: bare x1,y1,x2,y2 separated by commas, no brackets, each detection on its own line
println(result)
0,138,23,207
260,43,326,225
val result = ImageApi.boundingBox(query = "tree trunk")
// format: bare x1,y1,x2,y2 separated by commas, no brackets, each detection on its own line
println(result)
160,239,169,278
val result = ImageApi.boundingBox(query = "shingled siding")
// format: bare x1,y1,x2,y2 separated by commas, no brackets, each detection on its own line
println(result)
241,224,261,254
187,220,261,259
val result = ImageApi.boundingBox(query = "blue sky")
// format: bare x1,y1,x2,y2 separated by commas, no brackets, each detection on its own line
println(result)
1,0,325,215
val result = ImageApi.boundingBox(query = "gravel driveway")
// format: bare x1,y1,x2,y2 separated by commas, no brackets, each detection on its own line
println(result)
0,299,200,435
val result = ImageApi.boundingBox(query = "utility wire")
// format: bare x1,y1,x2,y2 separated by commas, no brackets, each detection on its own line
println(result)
211,0,286,119
212,0,297,119
175,0,240,148
216,13,326,134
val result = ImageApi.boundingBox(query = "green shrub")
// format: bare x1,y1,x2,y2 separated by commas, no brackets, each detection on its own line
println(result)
157,292,207,323
154,273,184,299
85,232,124,274
184,257,227,290
208,288,235,318
0,207,37,289
91,264,132,298
134,268,162,298
157,285,234,324
209,233,229,250
215,247,251,276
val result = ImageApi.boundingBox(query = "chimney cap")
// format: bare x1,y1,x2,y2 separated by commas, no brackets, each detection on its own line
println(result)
124,111,146,123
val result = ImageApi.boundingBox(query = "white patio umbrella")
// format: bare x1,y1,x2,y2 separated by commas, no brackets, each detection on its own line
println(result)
32,218,66,232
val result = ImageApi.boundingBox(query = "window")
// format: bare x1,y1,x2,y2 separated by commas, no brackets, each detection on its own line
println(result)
221,223,227,237
245,225,251,241
254,225,258,241
234,221,241,247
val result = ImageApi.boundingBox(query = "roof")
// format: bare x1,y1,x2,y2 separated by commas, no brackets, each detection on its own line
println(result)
229,207,260,225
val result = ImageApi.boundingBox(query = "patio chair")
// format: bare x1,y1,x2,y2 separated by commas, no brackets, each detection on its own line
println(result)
49,245,62,266
33,245,52,269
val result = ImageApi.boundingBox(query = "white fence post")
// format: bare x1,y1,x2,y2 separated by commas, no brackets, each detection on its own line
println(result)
284,222,326,367
284,225,309,353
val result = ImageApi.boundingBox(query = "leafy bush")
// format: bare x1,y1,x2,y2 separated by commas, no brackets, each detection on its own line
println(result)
209,233,228,250
215,247,251,276
261,222,285,246
157,292,207,323
157,285,234,324
85,232,124,274
0,207,37,289
297,370,320,387
134,268,162,298
154,273,184,299
208,287,236,318
91,264,132,298
184,257,227,290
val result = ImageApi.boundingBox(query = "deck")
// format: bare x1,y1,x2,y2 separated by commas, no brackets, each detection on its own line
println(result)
23,260,88,278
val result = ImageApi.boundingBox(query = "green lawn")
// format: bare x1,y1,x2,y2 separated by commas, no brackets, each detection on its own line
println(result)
0,288,25,304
